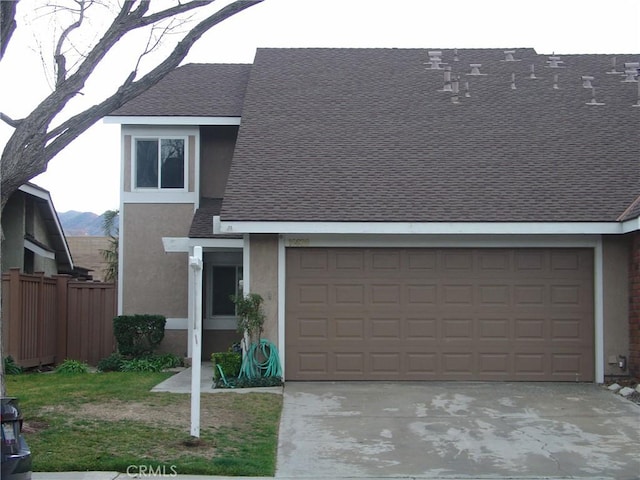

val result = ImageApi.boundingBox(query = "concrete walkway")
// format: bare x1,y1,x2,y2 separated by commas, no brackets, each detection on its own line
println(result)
151,362,283,395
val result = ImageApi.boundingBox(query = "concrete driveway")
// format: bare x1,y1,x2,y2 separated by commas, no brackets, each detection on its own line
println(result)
276,382,640,479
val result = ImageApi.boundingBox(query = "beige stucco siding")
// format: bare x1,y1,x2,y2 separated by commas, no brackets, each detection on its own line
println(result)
1,194,25,272
122,203,193,317
249,234,279,349
602,235,630,376
200,126,238,198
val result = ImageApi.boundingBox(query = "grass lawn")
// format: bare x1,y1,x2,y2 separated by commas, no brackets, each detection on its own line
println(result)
6,372,283,476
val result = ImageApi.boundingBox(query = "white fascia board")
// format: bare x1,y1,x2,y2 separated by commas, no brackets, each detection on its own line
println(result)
621,217,640,233
162,237,243,253
24,239,56,259
104,116,241,126
215,220,624,236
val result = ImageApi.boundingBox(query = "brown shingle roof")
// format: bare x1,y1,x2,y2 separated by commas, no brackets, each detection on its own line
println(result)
619,195,640,222
109,63,251,117
189,198,241,238
220,48,640,223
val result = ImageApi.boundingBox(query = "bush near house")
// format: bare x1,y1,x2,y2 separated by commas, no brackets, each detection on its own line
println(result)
113,314,166,357
97,352,182,373
212,351,242,381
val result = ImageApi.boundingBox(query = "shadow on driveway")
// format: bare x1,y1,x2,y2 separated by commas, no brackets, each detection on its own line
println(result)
276,382,640,479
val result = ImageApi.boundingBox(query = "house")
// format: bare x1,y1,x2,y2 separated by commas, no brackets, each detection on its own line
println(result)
106,48,640,383
1,183,74,276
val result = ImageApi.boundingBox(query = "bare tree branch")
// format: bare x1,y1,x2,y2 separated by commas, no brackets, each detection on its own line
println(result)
0,0,19,60
0,0,263,208
54,0,88,85
0,112,22,128
45,0,262,159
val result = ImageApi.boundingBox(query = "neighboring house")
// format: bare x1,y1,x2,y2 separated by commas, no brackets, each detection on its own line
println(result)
2,183,74,276
65,236,112,282
106,48,640,383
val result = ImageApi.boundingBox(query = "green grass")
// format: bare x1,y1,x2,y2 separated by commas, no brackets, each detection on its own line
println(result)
6,372,282,476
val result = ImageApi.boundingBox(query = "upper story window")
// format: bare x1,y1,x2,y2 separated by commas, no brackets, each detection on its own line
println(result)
135,137,186,189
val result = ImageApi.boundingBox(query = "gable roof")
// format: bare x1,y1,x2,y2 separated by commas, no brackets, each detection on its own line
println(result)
220,48,639,223
18,183,74,273
109,63,251,117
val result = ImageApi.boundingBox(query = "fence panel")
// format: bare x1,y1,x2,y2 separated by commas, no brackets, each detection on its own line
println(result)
66,282,117,365
1,270,116,367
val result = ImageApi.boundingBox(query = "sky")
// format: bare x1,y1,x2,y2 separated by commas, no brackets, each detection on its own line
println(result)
0,0,638,214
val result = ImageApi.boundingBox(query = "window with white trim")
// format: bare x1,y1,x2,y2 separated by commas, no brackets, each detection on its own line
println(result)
134,137,186,189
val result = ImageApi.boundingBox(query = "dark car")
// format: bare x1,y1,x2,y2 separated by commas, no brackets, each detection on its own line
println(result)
1,397,32,480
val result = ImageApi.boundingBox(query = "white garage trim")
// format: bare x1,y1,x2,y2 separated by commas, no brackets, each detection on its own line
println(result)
278,235,286,376
594,239,604,383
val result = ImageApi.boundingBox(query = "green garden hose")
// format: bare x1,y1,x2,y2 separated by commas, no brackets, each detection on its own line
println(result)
239,339,282,379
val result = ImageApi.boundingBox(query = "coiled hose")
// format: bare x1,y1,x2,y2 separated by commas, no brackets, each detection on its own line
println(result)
239,339,282,379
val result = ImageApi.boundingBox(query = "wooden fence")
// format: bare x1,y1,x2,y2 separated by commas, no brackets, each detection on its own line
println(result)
2,269,117,367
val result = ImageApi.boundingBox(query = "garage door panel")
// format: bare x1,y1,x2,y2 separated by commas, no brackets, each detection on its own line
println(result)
286,248,594,381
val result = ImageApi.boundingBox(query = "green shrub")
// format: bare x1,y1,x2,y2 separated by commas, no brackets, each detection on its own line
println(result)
230,293,265,344
3,356,23,375
98,353,181,373
121,358,160,372
212,351,242,380
215,376,282,389
56,359,89,374
97,353,124,372
154,353,182,369
113,314,166,357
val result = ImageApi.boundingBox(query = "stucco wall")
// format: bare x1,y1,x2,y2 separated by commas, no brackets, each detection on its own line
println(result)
1,193,25,272
199,126,238,198
249,234,279,349
629,232,640,377
32,202,58,276
121,203,193,317
602,235,631,377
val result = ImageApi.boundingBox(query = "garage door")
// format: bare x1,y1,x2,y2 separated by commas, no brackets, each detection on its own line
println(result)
285,248,594,381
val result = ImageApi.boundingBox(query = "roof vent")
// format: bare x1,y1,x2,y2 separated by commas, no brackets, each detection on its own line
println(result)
622,62,639,82
581,75,594,88
439,66,453,92
510,73,516,90
553,74,560,90
453,48,459,62
546,55,564,68
467,63,487,76
425,50,445,70
451,76,460,104
529,64,538,79
586,87,605,106
607,56,620,75
503,50,520,62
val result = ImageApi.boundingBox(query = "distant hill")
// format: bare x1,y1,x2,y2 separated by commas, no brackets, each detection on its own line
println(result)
59,211,119,236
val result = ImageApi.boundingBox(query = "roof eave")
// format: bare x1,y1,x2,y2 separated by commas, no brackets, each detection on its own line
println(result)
214,218,634,236
104,116,241,126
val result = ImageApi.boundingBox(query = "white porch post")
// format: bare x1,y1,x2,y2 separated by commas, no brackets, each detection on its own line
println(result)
189,246,203,437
